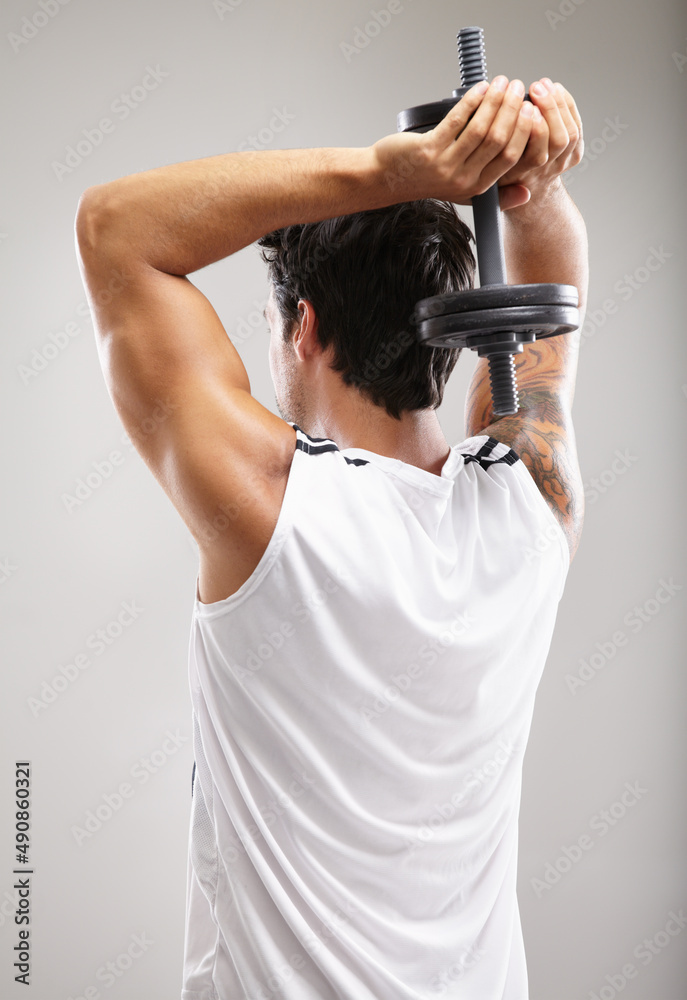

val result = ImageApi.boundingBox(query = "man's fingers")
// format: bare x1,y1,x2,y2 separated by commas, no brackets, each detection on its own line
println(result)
528,79,571,156
424,74,583,201
435,75,522,164
559,83,583,137
459,77,528,171
527,106,550,165
498,183,531,211
497,104,549,187
474,100,535,191
513,104,549,170
430,80,490,149
553,81,584,162
549,81,580,149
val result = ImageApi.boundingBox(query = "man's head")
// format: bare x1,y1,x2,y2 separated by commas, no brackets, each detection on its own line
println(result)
257,199,476,426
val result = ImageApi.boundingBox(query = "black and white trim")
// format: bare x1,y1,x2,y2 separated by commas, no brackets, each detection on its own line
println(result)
291,425,518,473
461,436,519,470
292,424,370,467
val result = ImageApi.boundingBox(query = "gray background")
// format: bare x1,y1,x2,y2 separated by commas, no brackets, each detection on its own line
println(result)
1,0,686,997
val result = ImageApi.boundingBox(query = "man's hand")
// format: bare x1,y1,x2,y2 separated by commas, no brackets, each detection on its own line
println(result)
371,75,583,210
497,78,584,207
372,76,536,207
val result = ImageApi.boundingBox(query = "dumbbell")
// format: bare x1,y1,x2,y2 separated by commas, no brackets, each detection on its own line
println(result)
397,26,580,416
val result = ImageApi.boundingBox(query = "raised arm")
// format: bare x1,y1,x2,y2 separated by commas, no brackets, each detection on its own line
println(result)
73,75,541,596
465,177,588,425
464,79,588,563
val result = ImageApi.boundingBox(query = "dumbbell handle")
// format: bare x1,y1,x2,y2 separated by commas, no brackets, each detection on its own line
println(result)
457,26,520,416
472,187,507,286
397,27,573,417
457,27,507,287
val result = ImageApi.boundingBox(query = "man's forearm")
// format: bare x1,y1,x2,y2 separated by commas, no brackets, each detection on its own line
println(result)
503,178,588,315
465,180,588,430
77,147,390,274
74,80,551,278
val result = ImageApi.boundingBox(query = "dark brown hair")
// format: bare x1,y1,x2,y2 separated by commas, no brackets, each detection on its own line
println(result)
257,200,476,420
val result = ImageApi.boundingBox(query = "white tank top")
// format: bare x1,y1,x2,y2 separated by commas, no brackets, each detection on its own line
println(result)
181,423,568,1000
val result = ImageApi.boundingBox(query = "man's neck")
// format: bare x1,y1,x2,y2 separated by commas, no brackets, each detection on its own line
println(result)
306,405,452,477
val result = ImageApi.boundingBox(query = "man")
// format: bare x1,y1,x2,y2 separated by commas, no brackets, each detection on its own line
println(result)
75,73,586,999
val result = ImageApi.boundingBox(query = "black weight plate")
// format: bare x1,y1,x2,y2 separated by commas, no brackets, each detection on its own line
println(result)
398,89,531,134
397,98,461,133
414,283,579,322
420,330,536,350
450,87,532,102
416,303,580,347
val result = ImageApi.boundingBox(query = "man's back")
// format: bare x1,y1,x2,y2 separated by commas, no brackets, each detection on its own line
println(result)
182,423,568,999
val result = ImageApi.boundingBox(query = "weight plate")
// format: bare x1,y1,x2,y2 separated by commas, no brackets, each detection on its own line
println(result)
418,329,534,350
414,283,579,322
397,98,461,133
398,90,530,134
416,303,580,348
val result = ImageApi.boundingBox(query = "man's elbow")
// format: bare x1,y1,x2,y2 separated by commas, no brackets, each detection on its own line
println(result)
575,279,588,322
74,185,122,259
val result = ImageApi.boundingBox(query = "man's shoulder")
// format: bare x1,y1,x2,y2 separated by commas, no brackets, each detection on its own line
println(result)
455,434,521,470
467,408,583,566
195,402,296,606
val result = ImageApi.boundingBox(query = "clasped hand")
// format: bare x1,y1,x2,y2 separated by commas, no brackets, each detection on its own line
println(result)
372,75,584,209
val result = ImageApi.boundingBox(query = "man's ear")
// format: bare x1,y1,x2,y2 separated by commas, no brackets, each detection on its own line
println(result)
292,299,320,360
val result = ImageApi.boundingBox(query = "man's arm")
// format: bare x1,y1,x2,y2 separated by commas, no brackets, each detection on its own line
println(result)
75,148,394,594
463,77,588,564
465,175,588,563
74,77,536,593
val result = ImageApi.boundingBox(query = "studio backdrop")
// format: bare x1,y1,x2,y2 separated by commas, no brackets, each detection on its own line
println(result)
1,0,685,997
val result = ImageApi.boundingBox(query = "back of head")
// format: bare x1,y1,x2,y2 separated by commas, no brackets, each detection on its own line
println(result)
257,200,476,420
